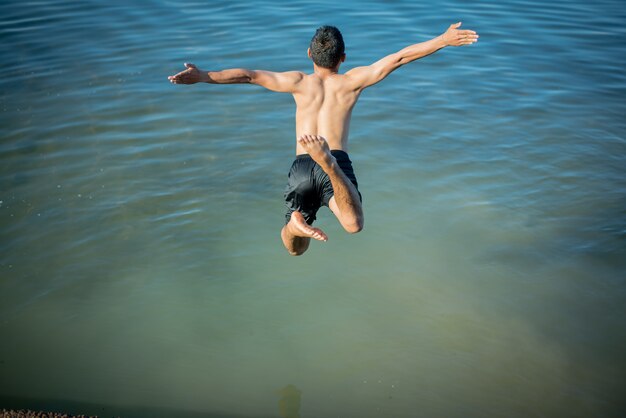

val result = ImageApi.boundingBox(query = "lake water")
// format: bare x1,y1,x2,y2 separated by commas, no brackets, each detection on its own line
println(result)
1,0,625,417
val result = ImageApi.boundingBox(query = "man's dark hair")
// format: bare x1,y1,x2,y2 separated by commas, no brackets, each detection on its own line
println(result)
309,26,345,69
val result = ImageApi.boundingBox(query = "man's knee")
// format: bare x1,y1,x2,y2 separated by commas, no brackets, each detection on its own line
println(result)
287,248,307,256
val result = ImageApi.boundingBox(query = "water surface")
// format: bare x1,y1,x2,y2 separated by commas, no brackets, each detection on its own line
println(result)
1,0,625,417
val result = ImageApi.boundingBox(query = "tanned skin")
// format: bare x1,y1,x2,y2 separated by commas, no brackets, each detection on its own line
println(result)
169,22,478,255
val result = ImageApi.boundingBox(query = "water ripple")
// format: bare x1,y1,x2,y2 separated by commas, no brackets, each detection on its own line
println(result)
1,0,625,416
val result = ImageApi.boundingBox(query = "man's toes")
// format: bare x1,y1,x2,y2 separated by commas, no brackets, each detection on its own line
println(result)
313,135,326,145
312,228,328,242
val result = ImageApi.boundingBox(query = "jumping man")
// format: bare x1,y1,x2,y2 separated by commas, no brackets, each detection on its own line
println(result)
168,22,479,256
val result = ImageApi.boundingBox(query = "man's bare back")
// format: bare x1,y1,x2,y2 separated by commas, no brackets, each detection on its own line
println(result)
168,22,478,255
292,71,361,153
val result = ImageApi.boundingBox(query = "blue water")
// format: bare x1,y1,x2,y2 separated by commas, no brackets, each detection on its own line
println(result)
1,1,625,417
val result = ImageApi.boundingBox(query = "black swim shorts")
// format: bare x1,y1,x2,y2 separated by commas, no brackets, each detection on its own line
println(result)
284,150,361,225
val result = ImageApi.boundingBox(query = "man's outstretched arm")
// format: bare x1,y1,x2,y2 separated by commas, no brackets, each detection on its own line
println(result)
168,63,304,93
346,22,478,91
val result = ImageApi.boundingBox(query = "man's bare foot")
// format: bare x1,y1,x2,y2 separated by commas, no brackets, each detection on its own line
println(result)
287,211,328,242
297,135,336,171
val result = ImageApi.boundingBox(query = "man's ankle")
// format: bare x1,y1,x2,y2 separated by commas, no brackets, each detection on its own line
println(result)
320,156,338,173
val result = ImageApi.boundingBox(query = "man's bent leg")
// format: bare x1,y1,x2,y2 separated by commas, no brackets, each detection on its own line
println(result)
281,211,328,256
328,195,363,234
297,135,364,234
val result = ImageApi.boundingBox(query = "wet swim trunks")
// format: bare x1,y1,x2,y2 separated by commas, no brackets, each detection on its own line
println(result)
284,150,361,225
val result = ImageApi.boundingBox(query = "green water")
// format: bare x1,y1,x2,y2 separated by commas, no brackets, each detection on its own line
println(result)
1,0,625,417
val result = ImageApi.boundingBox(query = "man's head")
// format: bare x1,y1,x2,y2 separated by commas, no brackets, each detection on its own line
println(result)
308,26,345,69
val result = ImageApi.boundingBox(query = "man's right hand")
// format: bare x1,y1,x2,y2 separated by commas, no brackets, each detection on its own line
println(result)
168,63,206,84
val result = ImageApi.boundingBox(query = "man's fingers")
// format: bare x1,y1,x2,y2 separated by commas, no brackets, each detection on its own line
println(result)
457,31,479,42
462,37,478,45
184,62,197,69
450,21,462,29
171,69,192,80
169,74,187,83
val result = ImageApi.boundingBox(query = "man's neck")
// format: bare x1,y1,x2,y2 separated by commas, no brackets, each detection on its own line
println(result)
313,64,340,78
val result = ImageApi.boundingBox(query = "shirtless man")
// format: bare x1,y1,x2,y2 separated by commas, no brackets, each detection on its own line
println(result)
168,22,478,256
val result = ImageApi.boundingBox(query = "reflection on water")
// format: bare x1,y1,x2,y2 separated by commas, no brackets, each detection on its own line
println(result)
1,0,625,417
278,384,302,418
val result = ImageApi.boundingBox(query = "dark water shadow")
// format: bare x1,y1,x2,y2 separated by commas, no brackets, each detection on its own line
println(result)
0,395,276,418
